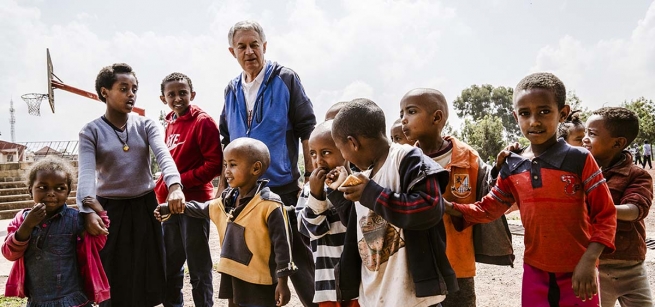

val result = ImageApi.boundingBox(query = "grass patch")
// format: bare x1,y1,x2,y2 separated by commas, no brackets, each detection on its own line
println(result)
0,295,27,307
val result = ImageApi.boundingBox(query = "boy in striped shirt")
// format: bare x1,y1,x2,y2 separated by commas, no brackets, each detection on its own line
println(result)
296,120,359,307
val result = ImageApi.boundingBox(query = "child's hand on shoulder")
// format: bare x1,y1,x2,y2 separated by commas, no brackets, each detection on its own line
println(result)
82,196,103,213
337,173,369,202
309,168,328,199
495,142,521,169
325,166,348,190
24,203,46,228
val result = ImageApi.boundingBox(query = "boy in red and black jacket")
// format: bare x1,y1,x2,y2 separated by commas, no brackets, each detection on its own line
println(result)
154,72,223,307
582,107,653,306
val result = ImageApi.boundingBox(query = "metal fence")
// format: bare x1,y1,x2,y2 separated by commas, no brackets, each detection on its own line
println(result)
0,140,79,162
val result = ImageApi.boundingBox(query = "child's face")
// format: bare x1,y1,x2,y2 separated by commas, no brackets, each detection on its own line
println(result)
160,80,195,117
223,148,259,189
565,125,586,147
309,133,346,171
582,115,619,161
390,124,412,145
399,97,436,142
513,89,568,148
103,73,138,115
333,136,370,171
31,170,70,213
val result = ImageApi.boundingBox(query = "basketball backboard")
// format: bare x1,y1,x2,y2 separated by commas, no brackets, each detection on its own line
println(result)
47,48,55,113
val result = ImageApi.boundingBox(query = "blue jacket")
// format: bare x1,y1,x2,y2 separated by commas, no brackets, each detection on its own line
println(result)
220,61,316,193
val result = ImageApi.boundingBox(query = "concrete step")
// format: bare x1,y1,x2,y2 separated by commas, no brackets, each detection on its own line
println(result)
0,198,77,220
0,177,23,183
0,182,27,189
0,187,29,196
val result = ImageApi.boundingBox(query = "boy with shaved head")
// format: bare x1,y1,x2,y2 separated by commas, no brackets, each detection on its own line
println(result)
156,137,297,307
400,88,514,307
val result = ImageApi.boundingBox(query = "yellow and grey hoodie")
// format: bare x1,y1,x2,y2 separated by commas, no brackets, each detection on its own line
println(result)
184,180,297,285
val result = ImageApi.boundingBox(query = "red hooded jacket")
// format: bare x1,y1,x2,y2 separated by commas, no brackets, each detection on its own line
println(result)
155,104,223,203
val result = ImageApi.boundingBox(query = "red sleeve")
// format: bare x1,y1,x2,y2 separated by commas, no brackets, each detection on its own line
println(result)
77,212,111,303
452,176,515,226
621,169,653,221
179,116,223,188
582,155,617,251
2,210,29,261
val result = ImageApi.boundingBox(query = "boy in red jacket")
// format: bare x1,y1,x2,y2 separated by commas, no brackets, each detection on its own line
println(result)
154,72,223,307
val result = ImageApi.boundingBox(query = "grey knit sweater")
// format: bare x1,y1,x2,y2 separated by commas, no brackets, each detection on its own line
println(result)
76,114,181,213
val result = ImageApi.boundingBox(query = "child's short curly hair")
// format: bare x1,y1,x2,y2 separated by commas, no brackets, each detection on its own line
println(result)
514,72,566,109
26,156,75,193
332,98,386,142
160,72,194,95
557,110,585,140
592,107,639,146
95,63,138,102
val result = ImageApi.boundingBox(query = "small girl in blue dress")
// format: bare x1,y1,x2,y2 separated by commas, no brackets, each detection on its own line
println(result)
2,156,109,306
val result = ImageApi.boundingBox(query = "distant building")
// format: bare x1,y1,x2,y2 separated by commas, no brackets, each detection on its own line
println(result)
0,140,28,163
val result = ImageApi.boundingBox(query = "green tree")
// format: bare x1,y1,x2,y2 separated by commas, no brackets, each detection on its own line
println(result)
565,91,591,122
460,115,505,162
622,97,655,144
453,84,520,139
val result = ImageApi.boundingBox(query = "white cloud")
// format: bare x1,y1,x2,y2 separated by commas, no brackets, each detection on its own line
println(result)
531,1,655,109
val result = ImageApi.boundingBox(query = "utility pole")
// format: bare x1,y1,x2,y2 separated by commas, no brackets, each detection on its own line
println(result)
10,98,16,142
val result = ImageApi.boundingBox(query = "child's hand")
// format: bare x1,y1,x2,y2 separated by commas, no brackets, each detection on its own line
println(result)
443,200,463,217
337,173,369,202
495,142,521,169
309,168,328,199
275,278,290,306
153,206,163,222
571,243,604,302
24,203,46,228
167,184,185,214
84,212,109,236
325,166,348,190
82,196,103,213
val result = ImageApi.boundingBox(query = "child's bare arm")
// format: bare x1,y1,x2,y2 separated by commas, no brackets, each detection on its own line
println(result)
274,277,290,306
443,200,463,217
615,204,640,221
15,203,46,241
82,196,104,213
572,242,605,302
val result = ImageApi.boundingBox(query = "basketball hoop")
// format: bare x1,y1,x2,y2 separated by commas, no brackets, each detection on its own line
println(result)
21,93,48,116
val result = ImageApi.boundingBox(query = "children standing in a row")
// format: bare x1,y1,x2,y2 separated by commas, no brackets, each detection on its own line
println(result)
445,72,617,306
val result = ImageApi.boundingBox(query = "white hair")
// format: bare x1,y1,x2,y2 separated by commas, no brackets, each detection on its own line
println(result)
228,20,267,47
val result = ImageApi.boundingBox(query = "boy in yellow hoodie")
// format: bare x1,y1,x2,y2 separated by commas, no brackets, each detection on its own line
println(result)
156,137,296,307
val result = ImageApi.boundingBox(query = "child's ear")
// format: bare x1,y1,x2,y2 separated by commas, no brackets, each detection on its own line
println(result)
252,161,263,176
432,110,443,125
346,135,361,151
160,95,166,104
512,110,518,122
615,137,628,149
190,91,196,101
559,105,571,123
100,88,108,99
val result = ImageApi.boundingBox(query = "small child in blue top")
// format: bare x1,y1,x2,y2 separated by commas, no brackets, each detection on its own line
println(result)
2,156,109,307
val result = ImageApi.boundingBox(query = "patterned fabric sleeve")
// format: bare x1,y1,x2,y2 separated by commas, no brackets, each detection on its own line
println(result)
581,154,617,251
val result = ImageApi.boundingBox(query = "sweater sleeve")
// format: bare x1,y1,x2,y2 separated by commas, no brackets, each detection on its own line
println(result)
183,200,212,219
219,94,231,148
621,169,653,221
2,210,28,261
452,176,515,225
146,119,182,188
284,70,316,141
359,174,445,231
179,116,223,189
267,206,297,278
77,127,98,214
582,155,617,251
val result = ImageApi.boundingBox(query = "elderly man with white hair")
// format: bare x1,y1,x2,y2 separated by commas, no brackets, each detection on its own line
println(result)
218,20,318,307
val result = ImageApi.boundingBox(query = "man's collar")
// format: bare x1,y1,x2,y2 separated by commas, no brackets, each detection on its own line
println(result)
241,63,267,85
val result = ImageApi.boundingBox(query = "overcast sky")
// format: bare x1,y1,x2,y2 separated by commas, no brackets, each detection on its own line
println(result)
1,0,654,144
